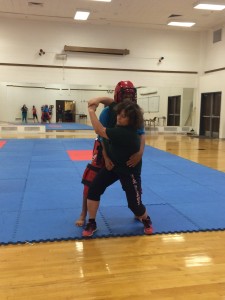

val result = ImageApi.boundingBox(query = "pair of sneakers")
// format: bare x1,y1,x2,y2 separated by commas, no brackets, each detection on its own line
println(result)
82,216,153,237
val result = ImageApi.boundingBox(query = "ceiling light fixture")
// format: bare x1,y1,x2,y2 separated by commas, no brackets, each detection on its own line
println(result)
74,10,90,20
91,0,111,2
193,2,225,10
167,21,196,27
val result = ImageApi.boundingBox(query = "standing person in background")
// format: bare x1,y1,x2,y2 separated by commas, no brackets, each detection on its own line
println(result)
57,105,63,123
48,105,54,122
32,105,38,123
41,105,50,123
21,104,28,123
82,100,152,237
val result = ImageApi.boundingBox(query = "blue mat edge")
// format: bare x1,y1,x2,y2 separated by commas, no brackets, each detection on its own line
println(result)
2,228,225,245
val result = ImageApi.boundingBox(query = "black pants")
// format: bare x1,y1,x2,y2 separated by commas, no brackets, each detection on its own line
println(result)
88,167,146,217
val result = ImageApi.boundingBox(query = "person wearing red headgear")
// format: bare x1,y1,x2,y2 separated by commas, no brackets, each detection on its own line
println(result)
114,80,137,103
75,81,146,227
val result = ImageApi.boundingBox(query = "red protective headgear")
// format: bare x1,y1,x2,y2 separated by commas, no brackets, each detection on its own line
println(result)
114,80,137,103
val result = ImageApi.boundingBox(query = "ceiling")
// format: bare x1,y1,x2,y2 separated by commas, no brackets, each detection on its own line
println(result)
1,0,225,31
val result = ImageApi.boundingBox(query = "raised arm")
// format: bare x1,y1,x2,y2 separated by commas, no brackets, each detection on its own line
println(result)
88,105,108,139
88,97,114,108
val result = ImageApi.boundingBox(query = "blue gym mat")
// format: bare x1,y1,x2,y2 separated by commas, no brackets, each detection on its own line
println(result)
0,138,225,245
45,123,93,130
12,122,93,130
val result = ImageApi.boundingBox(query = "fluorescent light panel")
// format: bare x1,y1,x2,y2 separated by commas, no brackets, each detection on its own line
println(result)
194,3,225,10
74,11,90,20
91,0,111,2
168,21,196,27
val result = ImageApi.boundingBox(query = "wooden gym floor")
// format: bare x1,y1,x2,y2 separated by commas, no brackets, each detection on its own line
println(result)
0,130,225,300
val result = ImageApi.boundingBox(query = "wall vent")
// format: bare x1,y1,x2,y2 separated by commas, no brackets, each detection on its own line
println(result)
213,29,222,43
1,127,17,131
164,127,177,132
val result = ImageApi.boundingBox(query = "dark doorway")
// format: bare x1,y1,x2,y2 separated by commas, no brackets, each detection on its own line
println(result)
167,95,181,126
56,100,76,123
200,92,221,138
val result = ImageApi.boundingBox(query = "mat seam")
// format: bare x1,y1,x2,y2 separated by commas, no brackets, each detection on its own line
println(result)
12,140,35,242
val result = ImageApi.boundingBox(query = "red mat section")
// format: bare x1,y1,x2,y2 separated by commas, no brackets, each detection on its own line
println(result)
67,150,93,161
0,141,6,148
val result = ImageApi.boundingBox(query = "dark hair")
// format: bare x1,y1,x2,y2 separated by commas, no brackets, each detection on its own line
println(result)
114,100,144,130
